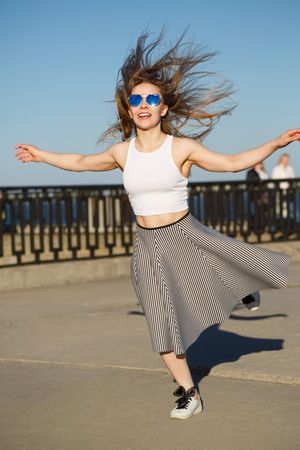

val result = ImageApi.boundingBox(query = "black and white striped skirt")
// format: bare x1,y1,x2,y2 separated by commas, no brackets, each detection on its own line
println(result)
130,211,291,355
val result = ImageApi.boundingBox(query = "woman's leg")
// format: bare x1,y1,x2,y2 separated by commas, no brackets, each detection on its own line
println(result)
160,351,199,398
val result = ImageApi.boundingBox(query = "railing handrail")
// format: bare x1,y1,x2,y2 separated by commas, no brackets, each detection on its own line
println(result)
1,176,300,192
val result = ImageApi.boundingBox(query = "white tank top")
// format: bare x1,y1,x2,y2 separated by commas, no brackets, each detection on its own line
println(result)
122,134,189,216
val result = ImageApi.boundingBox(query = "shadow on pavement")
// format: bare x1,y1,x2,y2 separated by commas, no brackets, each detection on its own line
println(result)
187,312,288,387
128,308,288,390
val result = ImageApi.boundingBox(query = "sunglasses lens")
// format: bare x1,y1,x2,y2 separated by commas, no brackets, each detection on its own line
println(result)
146,94,161,106
128,94,142,107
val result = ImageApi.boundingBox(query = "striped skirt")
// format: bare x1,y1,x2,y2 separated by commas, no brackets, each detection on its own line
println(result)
130,211,291,355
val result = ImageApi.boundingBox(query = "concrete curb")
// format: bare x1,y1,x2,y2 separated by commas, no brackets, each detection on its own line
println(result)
0,358,298,386
0,239,299,292
0,256,131,292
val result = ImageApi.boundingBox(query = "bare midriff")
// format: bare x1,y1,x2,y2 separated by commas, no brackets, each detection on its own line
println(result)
135,208,189,228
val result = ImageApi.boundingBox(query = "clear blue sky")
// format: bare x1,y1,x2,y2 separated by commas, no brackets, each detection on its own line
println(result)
1,0,299,187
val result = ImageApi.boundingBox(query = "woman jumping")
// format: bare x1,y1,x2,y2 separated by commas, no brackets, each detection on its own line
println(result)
15,29,298,420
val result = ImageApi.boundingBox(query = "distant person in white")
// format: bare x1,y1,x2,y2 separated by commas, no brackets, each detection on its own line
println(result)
271,153,295,189
271,153,295,218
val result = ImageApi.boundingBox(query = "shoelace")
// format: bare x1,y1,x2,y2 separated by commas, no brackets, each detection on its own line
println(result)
173,386,197,410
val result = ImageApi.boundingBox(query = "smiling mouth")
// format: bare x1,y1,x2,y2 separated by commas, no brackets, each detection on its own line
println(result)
138,113,151,119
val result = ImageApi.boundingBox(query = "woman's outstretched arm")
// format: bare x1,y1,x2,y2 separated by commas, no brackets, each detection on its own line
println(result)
186,129,300,172
14,142,123,172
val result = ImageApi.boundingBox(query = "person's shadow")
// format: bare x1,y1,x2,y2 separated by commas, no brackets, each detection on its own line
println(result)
128,307,288,388
186,310,288,387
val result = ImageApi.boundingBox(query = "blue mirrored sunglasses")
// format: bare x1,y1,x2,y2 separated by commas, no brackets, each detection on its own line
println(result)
128,93,161,107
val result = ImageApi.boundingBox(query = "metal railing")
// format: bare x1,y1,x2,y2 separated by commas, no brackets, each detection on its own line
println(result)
1,179,300,267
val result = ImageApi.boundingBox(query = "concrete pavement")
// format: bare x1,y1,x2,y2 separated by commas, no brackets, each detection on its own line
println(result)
0,263,299,449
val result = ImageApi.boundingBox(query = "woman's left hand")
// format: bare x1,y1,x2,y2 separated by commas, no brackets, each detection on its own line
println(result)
276,129,300,148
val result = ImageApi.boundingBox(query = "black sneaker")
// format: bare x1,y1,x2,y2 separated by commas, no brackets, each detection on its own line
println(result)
242,291,260,311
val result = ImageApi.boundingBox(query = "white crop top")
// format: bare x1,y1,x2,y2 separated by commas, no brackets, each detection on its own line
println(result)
122,134,189,216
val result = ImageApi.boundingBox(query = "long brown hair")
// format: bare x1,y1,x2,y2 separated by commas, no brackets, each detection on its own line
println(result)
97,27,236,143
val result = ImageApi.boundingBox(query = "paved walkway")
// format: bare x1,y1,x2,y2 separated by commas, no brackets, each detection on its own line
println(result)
0,263,300,450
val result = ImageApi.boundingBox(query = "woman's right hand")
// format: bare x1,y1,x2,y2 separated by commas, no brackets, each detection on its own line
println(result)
14,144,44,163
